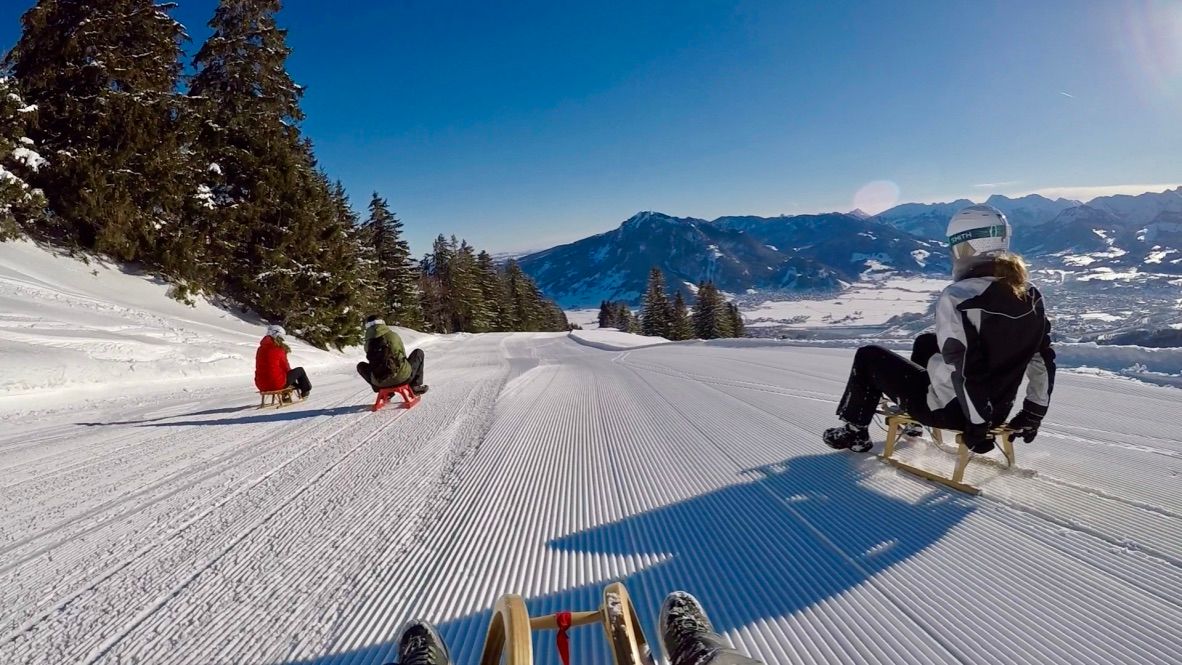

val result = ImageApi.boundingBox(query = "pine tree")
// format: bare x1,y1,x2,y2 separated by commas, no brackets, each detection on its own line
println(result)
693,282,728,340
614,303,634,333
0,77,47,240
452,240,490,332
477,250,508,331
670,292,693,341
5,0,197,262
596,300,616,329
420,235,455,332
189,0,357,346
362,192,424,329
641,267,673,338
727,302,745,338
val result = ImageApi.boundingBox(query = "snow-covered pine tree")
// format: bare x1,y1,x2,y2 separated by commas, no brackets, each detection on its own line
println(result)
189,0,355,346
641,267,672,337
281,171,366,348
670,292,693,341
502,258,535,331
692,281,728,339
450,240,491,332
347,187,383,317
476,250,508,331
4,0,196,262
0,77,47,240
614,303,633,332
363,192,424,329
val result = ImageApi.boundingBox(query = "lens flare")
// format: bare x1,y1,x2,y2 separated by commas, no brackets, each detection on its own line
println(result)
852,180,900,215
1120,0,1182,99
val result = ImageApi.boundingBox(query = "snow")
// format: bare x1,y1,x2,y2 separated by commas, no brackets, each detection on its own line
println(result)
0,239,421,400
743,277,945,328
568,328,670,350
1080,312,1124,322
10,147,46,172
1078,267,1142,282
1146,249,1177,264
0,165,19,185
563,308,601,329
2,246,1181,664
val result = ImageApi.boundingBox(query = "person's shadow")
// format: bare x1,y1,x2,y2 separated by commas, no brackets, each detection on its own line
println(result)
286,452,974,665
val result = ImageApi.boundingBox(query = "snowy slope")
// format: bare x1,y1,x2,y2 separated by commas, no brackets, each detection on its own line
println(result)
0,239,427,401
3,331,1181,664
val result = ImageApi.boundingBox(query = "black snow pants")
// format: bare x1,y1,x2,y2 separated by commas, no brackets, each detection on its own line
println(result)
286,367,312,395
356,348,425,392
835,333,964,429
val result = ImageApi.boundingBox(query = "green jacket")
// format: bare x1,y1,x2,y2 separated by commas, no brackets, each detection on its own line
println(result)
364,323,412,387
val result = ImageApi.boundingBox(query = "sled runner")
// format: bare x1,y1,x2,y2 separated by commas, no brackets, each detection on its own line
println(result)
877,403,1016,495
258,388,303,409
479,582,654,665
372,384,420,412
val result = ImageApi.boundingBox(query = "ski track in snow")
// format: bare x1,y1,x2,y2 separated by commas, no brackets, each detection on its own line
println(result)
1,335,1181,664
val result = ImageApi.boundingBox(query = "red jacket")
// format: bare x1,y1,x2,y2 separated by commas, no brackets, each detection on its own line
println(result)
254,336,290,391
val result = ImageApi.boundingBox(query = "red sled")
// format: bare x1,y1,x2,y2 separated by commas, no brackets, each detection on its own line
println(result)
372,384,420,412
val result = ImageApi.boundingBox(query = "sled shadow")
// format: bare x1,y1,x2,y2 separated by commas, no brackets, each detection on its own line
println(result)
78,405,258,426
284,452,975,665
137,404,371,427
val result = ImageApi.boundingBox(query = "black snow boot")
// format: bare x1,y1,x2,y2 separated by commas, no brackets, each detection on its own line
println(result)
659,592,761,665
412,384,429,396
901,423,924,438
823,423,872,453
386,621,451,665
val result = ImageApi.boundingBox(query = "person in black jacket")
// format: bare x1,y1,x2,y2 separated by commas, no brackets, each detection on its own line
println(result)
824,205,1056,454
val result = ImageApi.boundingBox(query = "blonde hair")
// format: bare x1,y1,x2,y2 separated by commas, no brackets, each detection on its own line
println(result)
994,253,1029,298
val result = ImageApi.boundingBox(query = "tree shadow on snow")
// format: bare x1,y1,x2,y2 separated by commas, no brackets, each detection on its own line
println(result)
283,452,975,665
136,404,371,427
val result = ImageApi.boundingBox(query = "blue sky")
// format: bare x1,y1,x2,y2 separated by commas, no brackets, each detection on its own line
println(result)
2,1,1180,254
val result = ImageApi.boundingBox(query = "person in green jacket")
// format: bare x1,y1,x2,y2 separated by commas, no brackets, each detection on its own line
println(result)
356,315,428,395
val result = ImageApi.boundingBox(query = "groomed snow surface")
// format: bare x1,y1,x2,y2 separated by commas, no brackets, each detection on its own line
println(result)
3,243,1182,664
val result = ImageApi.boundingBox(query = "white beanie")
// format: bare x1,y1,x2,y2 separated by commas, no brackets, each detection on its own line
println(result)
266,324,286,339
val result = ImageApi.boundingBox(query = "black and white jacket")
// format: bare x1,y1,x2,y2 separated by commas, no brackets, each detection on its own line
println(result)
926,274,1056,428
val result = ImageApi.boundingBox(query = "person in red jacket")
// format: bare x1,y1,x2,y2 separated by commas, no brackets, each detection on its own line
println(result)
254,325,311,399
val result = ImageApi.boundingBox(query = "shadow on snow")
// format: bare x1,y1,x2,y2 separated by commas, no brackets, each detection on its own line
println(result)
130,404,372,427
285,452,974,665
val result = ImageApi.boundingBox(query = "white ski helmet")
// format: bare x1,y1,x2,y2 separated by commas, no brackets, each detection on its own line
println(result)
265,324,286,339
946,204,1012,280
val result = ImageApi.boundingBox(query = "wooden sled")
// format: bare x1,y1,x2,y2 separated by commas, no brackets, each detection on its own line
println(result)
878,406,1015,495
372,384,420,412
258,388,303,409
479,582,654,665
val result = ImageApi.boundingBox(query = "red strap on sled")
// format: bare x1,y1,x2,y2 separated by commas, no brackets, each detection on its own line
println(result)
556,611,572,665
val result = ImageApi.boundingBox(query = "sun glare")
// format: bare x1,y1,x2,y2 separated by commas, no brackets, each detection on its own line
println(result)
852,180,901,215
1122,0,1182,99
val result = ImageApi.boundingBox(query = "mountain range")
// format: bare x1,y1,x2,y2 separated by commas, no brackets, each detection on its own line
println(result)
518,188,1182,308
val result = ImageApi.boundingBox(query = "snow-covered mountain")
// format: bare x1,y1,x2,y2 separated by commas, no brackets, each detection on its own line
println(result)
984,193,1079,230
875,199,974,239
878,194,1077,239
712,213,948,277
517,212,839,308
518,189,1182,309
517,211,944,307
1088,186,1182,227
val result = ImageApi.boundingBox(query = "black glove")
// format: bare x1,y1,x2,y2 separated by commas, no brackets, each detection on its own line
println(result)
1007,409,1043,443
962,423,995,454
